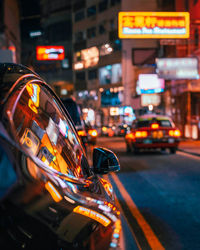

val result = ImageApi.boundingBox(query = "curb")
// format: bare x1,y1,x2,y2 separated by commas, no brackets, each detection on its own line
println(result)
178,148,200,157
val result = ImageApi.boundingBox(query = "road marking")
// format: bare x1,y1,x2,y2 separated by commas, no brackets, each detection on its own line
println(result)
177,151,200,161
111,172,165,250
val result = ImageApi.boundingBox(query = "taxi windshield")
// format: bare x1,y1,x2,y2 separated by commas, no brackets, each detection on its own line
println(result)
8,81,91,179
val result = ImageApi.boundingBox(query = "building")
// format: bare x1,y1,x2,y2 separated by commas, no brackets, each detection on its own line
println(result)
27,0,74,97
0,0,21,63
71,0,177,127
167,0,200,139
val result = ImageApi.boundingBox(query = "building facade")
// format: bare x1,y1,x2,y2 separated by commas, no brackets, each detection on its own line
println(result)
0,0,21,63
72,0,176,127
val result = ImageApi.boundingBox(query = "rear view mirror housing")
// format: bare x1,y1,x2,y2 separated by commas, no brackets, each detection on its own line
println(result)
93,147,120,175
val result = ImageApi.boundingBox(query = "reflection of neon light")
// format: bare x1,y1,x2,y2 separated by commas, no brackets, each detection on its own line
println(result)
45,181,62,202
73,206,111,227
27,83,40,114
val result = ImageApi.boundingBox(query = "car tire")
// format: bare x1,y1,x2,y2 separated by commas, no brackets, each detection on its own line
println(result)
170,147,176,154
126,143,132,153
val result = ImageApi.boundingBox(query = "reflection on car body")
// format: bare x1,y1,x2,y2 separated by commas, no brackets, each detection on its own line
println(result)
0,63,121,250
61,97,88,150
125,114,181,154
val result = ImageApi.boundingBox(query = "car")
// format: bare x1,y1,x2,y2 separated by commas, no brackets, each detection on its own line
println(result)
85,122,98,145
0,63,121,250
115,124,129,137
125,114,181,154
61,97,88,149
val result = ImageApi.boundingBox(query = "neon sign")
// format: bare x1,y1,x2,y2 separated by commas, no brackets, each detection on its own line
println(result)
36,46,65,60
118,12,190,39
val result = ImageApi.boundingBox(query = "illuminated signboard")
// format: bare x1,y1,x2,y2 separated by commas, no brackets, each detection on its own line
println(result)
156,57,199,80
36,46,65,60
141,94,161,107
118,12,190,39
73,46,99,70
138,74,165,94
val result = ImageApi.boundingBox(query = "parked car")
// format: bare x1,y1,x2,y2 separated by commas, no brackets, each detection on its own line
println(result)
125,114,181,154
61,97,88,149
115,124,130,137
85,122,98,145
0,63,121,250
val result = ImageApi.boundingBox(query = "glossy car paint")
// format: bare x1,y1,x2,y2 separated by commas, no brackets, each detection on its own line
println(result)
0,63,121,250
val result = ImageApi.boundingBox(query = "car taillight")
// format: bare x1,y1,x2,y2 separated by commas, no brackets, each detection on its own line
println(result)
151,123,159,129
135,131,148,138
88,129,98,137
169,129,181,137
78,130,87,136
125,133,135,139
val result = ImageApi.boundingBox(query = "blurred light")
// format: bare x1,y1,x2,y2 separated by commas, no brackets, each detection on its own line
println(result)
30,30,42,37
61,89,67,95
73,206,111,227
64,196,75,204
45,181,62,202
148,104,154,111
36,46,64,60
74,62,84,70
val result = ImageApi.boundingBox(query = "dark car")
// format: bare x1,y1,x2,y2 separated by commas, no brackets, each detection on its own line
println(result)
125,114,181,154
0,63,121,250
61,97,88,149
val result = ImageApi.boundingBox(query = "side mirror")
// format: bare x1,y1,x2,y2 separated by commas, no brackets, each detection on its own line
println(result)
93,147,120,175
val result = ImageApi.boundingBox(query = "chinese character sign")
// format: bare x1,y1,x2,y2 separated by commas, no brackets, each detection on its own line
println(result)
118,12,190,39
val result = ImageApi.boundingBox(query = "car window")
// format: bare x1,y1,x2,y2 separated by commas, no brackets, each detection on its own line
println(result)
10,81,91,179
136,118,173,128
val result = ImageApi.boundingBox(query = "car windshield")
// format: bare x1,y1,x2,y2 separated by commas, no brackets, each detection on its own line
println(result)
136,118,173,128
6,80,91,179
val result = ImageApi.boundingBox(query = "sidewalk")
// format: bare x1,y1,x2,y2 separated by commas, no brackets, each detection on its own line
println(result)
178,139,200,156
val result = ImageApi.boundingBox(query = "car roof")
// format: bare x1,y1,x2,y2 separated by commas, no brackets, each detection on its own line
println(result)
137,114,172,121
0,63,39,105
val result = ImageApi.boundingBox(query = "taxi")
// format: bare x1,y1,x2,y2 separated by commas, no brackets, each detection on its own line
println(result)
125,114,181,154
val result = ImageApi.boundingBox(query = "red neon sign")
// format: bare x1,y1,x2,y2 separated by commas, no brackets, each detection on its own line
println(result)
36,46,65,60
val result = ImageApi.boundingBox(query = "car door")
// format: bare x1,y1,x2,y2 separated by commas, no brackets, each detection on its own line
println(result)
2,74,117,249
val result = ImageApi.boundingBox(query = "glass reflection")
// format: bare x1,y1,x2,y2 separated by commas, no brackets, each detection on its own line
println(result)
11,82,91,179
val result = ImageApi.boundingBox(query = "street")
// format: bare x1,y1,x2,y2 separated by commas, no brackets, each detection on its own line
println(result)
92,136,200,250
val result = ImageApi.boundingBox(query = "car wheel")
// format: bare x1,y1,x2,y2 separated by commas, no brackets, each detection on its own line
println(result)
170,147,176,154
126,143,132,153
